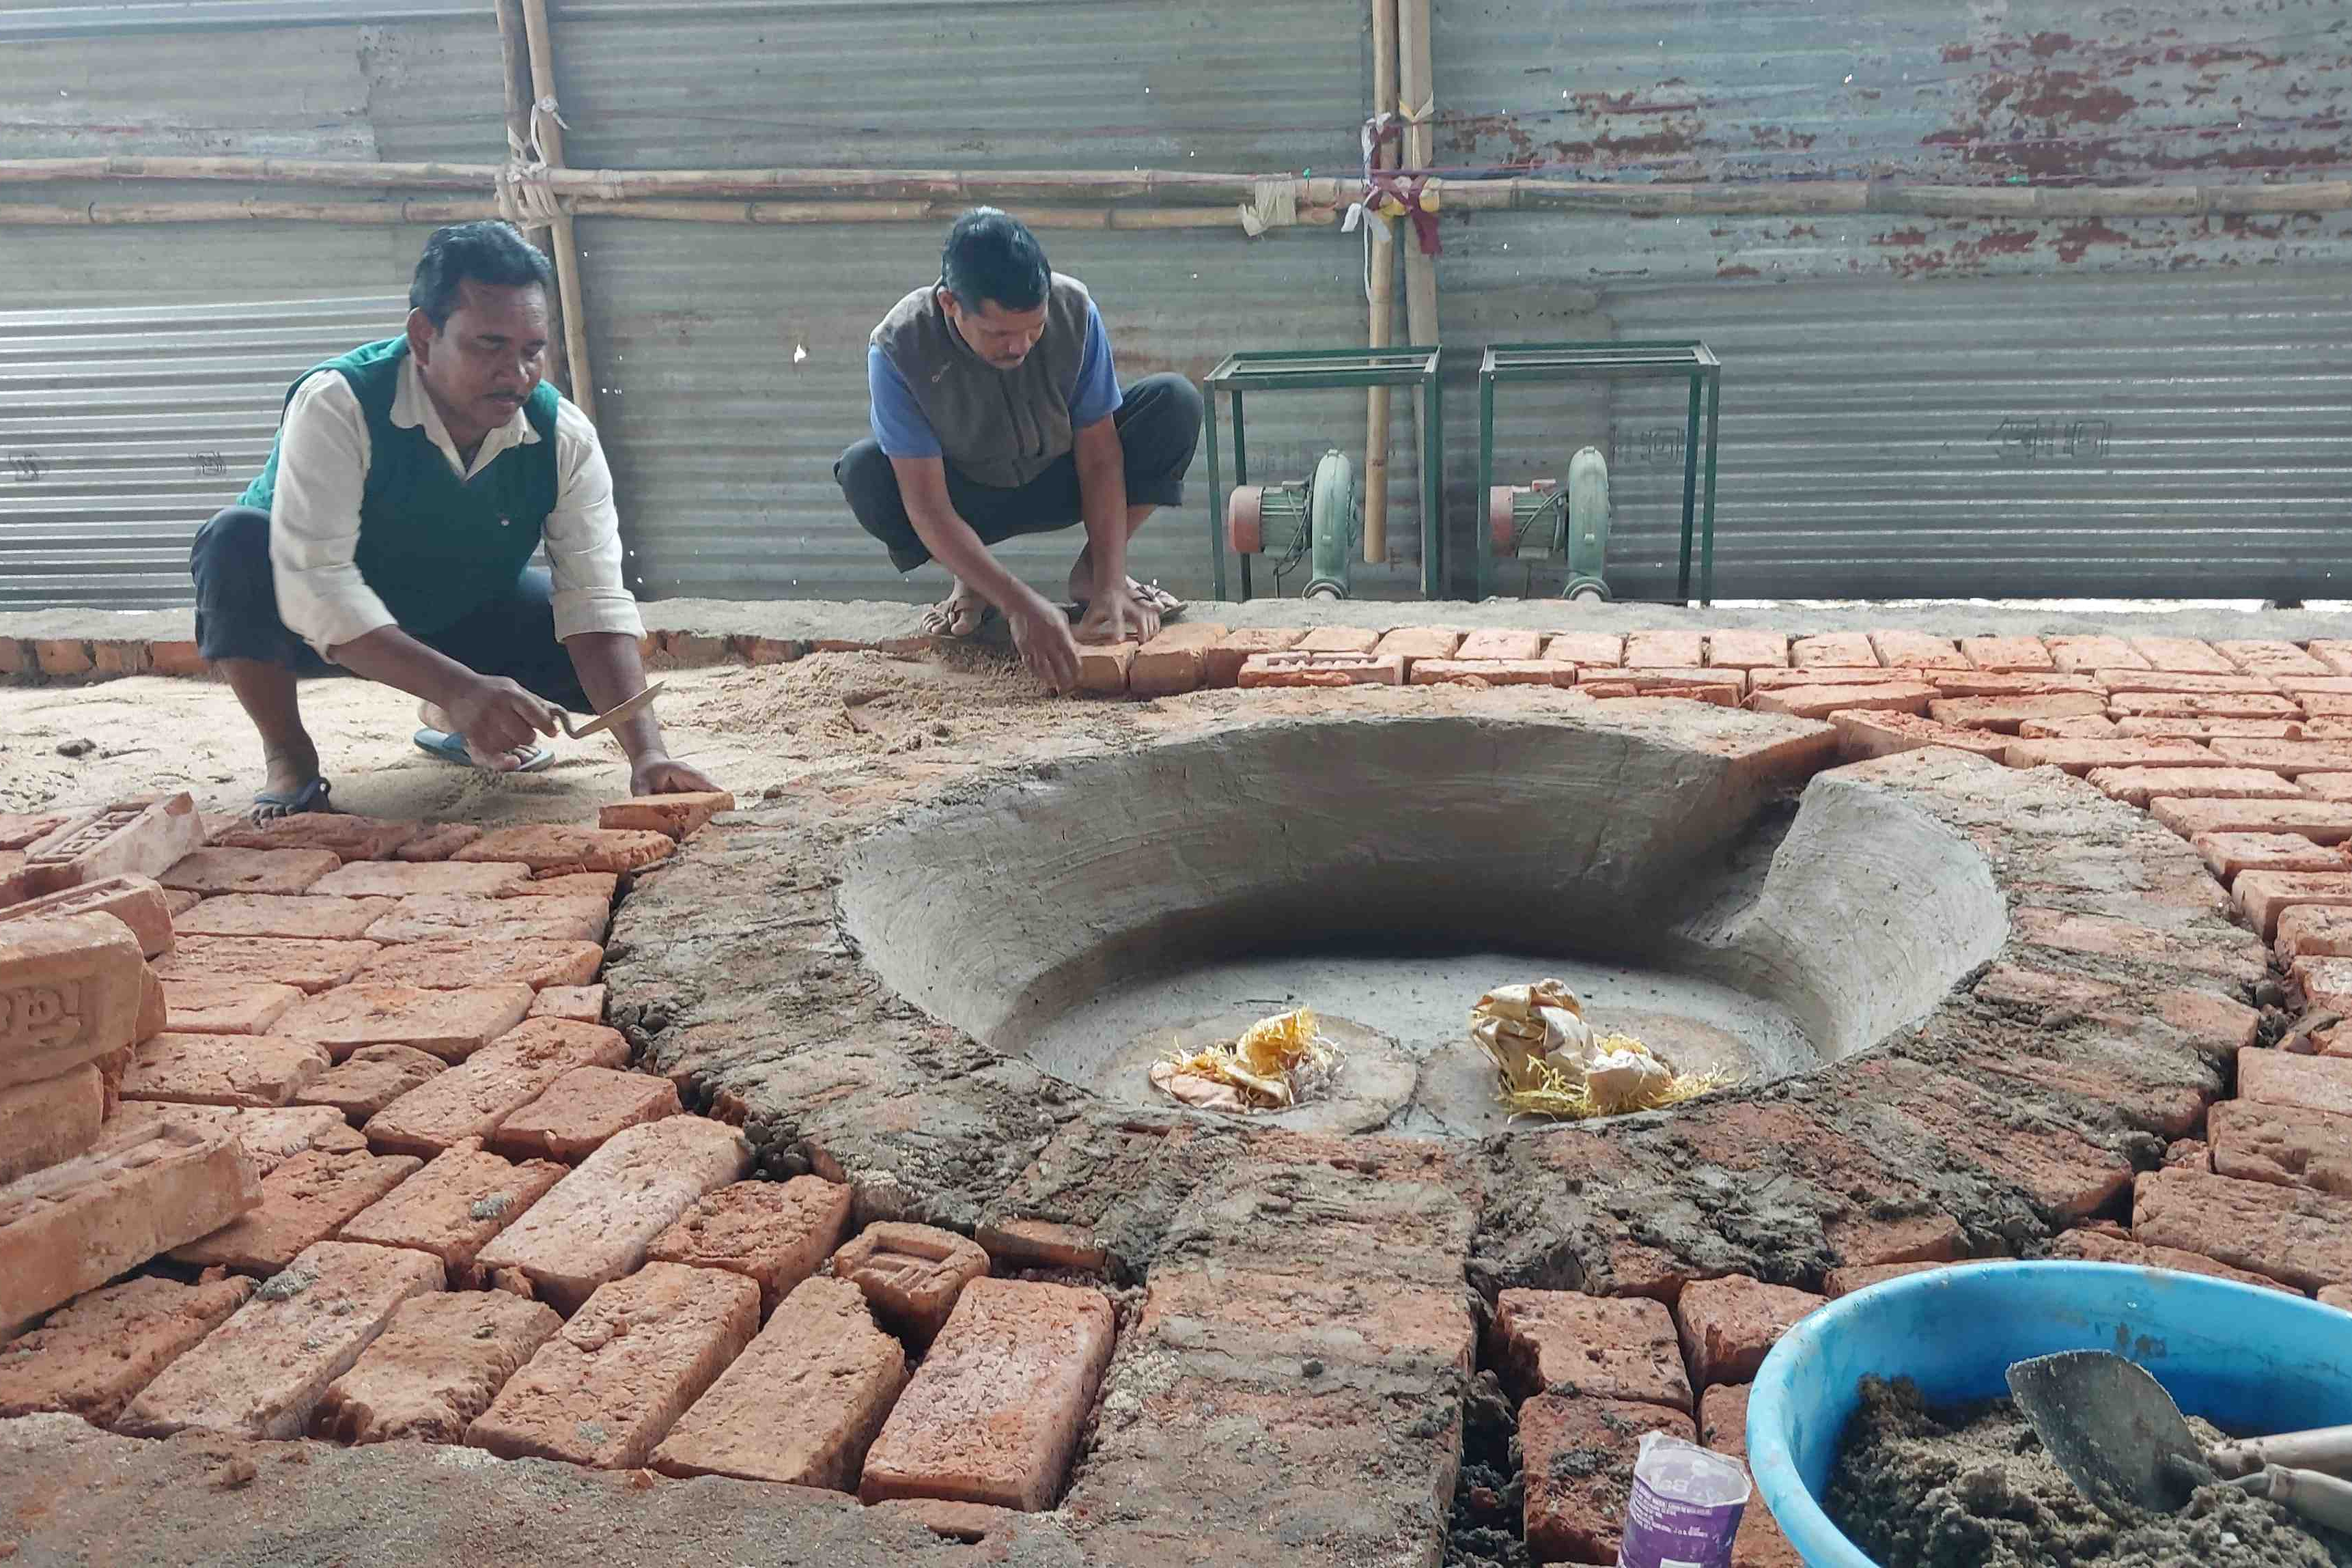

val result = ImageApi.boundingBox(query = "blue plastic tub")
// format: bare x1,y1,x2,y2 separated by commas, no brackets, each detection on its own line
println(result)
1747,1261,2352,1568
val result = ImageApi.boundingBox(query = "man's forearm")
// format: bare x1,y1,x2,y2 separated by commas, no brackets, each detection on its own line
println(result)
907,503,1037,613
327,626,488,709
565,630,666,761
1076,443,1129,594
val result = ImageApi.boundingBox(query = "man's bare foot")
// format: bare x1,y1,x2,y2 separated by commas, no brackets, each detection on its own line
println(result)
918,580,993,638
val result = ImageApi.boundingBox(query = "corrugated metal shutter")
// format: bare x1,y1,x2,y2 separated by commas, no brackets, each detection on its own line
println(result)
0,295,404,607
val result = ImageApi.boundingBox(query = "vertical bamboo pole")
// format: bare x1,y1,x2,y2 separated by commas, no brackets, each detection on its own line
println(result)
1397,0,1441,587
517,0,596,425
492,0,574,398
1362,0,1399,565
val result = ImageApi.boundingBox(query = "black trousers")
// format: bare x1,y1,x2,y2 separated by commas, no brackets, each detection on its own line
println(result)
835,372,1203,574
188,505,591,711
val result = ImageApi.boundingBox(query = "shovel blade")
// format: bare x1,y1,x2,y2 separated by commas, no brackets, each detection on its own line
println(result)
2006,1350,2204,1517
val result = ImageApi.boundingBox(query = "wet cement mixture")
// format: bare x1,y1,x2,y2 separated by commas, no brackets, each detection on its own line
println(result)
1830,1377,2352,1568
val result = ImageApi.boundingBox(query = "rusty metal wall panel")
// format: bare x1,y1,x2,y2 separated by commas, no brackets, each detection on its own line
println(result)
546,0,1366,173
579,217,1399,603
0,290,411,608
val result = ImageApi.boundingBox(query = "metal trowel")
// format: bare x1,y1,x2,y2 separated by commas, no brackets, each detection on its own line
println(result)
557,680,667,740
2007,1349,2352,1531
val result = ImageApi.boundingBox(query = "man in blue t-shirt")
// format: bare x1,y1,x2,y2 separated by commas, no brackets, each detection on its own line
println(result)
836,210,1202,691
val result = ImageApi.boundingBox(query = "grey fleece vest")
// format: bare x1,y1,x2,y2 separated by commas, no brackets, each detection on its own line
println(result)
870,272,1094,490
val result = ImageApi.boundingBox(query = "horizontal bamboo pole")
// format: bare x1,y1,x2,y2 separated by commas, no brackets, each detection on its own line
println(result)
0,195,1342,229
0,197,499,225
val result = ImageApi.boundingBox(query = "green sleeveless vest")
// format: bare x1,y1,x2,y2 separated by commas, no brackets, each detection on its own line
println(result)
241,337,560,636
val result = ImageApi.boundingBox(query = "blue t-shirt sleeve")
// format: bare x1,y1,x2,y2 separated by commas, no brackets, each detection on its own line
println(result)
868,345,942,460
1068,302,1121,429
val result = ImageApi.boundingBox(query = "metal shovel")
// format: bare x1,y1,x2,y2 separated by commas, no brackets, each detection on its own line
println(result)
2008,1350,2352,1531
557,680,666,740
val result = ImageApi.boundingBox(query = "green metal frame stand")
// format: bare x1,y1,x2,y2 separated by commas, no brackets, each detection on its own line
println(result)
1203,347,1445,602
1475,341,1721,606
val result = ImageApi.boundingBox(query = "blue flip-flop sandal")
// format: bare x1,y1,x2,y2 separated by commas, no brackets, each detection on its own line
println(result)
412,729,554,773
250,777,334,820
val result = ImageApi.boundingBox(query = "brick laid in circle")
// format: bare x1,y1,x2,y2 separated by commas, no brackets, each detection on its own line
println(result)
272,982,536,1063
314,1289,563,1444
1672,1275,1827,1389
646,1175,852,1313
169,1146,421,1274
1490,1289,1692,1410
359,1016,628,1158
0,1273,255,1425
1520,1392,1696,1565
337,1138,566,1279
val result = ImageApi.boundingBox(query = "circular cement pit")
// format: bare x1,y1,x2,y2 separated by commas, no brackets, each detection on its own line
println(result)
838,712,2009,1136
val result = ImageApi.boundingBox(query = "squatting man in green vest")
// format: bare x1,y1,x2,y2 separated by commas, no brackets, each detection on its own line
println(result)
837,208,1203,692
189,221,718,817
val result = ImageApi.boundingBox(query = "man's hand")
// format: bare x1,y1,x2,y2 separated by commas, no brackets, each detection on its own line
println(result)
631,755,723,796
1076,582,1162,647
1007,590,1082,693
443,674,562,766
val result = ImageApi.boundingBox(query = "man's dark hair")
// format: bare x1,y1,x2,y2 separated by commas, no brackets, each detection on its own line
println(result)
940,208,1051,313
410,221,555,327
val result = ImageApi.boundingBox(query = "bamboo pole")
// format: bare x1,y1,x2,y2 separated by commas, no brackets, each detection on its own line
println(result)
516,0,595,425
491,0,573,407
0,197,1340,229
1396,0,1440,585
0,199,499,225
1362,0,1399,565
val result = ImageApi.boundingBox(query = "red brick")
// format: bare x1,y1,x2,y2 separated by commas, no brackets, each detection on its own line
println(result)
1236,649,1405,688
158,847,340,897
0,1273,255,1423
1074,641,1135,695
2311,641,2352,677
135,965,163,1042
473,1115,751,1313
2112,692,2303,719
1199,627,1302,687
1830,710,2009,761
357,937,603,992
1935,672,2108,701
0,813,68,852
860,1278,1115,1511
152,934,380,994
1705,629,1788,669
119,1238,443,1438
2196,832,2346,885
1821,1261,1948,1298
176,891,397,941
2127,636,2237,674
360,1017,628,1158
88,639,149,677
2306,774,2352,803
0,873,174,957
1545,632,1624,667
102,1101,362,1175
337,1138,566,1277
23,794,205,888
208,815,421,860
467,1261,759,1466
647,1175,852,1313
2050,1227,2288,1289
1868,630,1968,669
1295,626,1381,655
2279,906,2352,964
1695,1383,1807,1568
2237,871,2352,940
1974,965,2121,1011
392,824,484,862
1752,682,1935,720
503,870,620,902
0,1124,260,1333
456,824,673,876
1822,1210,1969,1270
309,860,532,899
1491,1289,1691,1410
147,639,204,677
0,1062,104,1184
1752,666,1927,690
1927,692,2105,732
2018,715,2118,739
315,1289,562,1444
361,892,607,947
1617,630,1700,667
527,983,604,1022
2099,669,2284,696
2120,718,2306,739
834,1221,992,1347
863,1499,1020,1544
490,1065,678,1162
1,908,147,1089
2133,1166,2352,1293
1789,632,1875,667
975,1218,1110,1276
2210,1099,2352,1196
33,638,92,676
1521,1392,1695,1565
2155,988,2260,1054
2219,638,2333,677
2166,1138,2212,1171
272,982,536,1063
2047,634,2149,672
1125,622,1228,697
2206,739,2352,778
1456,628,1545,662
2087,766,2301,810
1409,658,1569,687
1673,1275,1825,1388
169,1146,421,1274
1961,635,2056,672
652,1273,907,1489
597,789,734,840
2153,797,2352,845
294,1041,446,1123
1373,625,1458,662
2001,738,2215,774
2243,1046,2352,1118
2007,907,2263,984
2299,956,2352,1013
122,1031,331,1108
162,977,301,1035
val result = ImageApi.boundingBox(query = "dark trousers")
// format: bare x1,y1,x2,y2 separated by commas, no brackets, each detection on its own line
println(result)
835,372,1203,574
188,506,591,711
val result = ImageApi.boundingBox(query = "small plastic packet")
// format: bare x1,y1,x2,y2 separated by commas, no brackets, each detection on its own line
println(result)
1617,1430,1754,1568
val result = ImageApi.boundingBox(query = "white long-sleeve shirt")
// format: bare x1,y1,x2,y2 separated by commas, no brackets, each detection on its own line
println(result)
266,353,645,656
